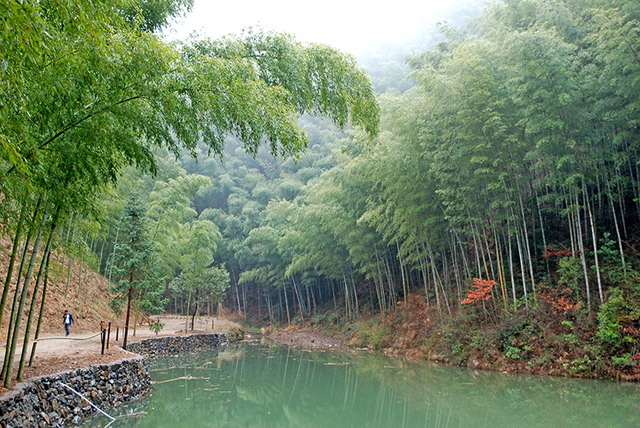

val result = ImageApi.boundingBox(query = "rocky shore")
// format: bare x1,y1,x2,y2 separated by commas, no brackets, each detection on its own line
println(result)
0,358,150,427
0,333,228,427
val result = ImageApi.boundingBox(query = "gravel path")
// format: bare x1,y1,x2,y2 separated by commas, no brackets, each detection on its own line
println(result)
0,317,238,393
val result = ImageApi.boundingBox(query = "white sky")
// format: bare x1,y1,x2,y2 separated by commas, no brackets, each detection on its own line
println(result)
165,0,457,54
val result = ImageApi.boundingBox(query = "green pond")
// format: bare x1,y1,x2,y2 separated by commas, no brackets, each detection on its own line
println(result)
83,340,640,427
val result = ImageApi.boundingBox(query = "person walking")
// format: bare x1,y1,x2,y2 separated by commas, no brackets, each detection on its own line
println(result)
63,310,74,336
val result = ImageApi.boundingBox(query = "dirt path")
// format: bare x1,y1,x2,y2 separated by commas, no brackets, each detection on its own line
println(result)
264,330,344,349
0,316,239,393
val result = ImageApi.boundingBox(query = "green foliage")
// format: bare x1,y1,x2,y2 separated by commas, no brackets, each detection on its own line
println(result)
611,353,635,368
312,311,338,326
110,194,166,314
170,265,230,307
1,1,380,307
109,296,126,317
557,257,582,296
562,355,594,374
597,288,625,347
9,0,640,386
500,322,535,360
124,0,194,32
149,319,165,335
349,319,389,350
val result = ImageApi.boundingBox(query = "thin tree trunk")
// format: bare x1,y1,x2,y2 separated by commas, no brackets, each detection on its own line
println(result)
535,191,550,279
1,198,40,380
98,240,105,275
123,282,133,350
373,245,387,313
382,249,396,308
133,290,142,336
0,207,25,330
3,200,50,388
61,213,73,270
606,180,626,270
418,249,430,306
185,290,191,333
450,233,463,305
505,225,516,305
18,206,60,380
78,258,83,296
65,255,74,298
191,301,198,330
482,226,496,280
232,269,241,313
292,277,304,321
342,272,351,321
512,207,528,310
583,180,603,303
29,245,52,366
350,270,359,316
574,190,591,314
396,241,408,305
283,286,291,325
427,241,442,316
494,226,508,312
616,170,628,238
108,224,120,283
518,193,536,295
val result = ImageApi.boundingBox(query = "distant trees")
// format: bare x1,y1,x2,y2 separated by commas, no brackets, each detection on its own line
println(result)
151,0,640,335
170,265,230,331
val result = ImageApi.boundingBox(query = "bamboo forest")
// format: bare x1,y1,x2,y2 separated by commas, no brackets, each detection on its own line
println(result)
2,0,640,388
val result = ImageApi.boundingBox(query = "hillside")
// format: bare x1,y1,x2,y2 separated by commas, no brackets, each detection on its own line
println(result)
0,236,118,343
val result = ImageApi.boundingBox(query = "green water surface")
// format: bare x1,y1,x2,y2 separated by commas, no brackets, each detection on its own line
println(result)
84,340,640,427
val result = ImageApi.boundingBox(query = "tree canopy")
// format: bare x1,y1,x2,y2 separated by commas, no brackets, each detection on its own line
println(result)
0,0,379,386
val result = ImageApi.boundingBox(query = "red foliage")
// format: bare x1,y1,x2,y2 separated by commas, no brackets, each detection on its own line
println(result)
542,245,590,260
542,245,575,260
462,278,496,304
382,294,437,350
537,283,578,313
623,327,640,336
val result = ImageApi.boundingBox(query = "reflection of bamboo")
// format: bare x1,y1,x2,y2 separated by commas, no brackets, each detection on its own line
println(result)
153,375,210,385
216,349,244,368
155,361,213,385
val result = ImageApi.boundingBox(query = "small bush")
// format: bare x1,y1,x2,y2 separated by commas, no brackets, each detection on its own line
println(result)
597,288,625,347
149,319,164,335
312,311,338,326
349,318,389,349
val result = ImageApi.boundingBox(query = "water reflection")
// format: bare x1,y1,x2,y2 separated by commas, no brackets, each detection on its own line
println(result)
84,340,640,427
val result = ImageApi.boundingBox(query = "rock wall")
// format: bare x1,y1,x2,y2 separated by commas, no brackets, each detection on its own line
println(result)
126,333,228,356
0,333,228,427
0,358,151,427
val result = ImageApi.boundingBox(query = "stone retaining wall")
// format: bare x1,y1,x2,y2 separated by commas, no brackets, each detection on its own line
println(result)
0,333,228,427
0,358,151,427
126,333,228,356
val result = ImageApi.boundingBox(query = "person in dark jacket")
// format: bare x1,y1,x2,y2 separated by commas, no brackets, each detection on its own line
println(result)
63,310,74,336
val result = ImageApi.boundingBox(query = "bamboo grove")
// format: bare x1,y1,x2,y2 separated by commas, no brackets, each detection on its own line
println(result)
0,0,379,387
63,0,640,336
211,0,640,332
3,0,640,385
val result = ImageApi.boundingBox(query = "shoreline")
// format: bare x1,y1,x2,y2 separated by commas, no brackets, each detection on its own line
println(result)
0,332,229,427
263,326,640,383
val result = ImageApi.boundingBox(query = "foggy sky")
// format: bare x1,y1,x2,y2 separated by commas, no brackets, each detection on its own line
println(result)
165,0,463,54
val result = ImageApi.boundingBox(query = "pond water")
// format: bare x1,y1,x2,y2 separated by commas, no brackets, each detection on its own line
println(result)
84,340,640,427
